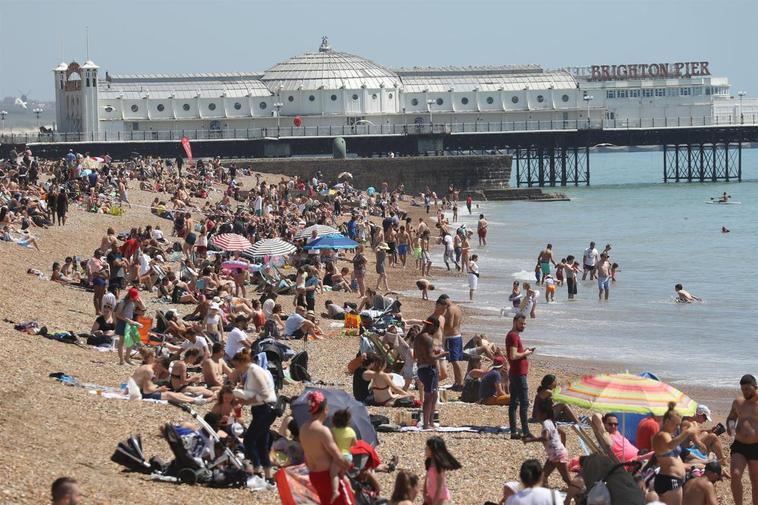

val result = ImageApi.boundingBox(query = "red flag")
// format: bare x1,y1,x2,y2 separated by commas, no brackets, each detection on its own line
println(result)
180,136,193,163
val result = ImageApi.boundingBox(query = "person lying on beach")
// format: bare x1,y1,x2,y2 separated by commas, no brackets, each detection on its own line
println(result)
130,349,207,404
166,359,215,399
416,279,435,300
675,284,702,302
1,225,41,250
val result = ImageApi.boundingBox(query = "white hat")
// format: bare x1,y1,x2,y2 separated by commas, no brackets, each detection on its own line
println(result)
696,404,712,422
209,303,221,311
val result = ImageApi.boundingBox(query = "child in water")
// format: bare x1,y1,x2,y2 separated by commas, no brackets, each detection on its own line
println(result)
555,258,566,286
544,275,557,303
534,263,542,284
611,263,619,282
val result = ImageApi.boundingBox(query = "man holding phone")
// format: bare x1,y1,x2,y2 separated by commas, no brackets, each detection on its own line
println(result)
681,404,727,465
506,314,534,440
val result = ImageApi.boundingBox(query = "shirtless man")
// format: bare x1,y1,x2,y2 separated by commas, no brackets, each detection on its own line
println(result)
202,342,233,390
681,404,727,464
300,391,354,505
536,244,557,285
416,217,429,238
131,351,206,404
438,294,465,390
596,253,611,300
413,319,447,429
675,284,702,303
477,214,488,246
682,461,723,505
727,374,758,505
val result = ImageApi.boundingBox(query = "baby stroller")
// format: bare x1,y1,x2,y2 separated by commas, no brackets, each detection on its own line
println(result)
111,403,249,488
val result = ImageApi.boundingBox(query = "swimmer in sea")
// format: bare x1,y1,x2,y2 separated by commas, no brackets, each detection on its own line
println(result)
722,226,730,233
675,283,702,303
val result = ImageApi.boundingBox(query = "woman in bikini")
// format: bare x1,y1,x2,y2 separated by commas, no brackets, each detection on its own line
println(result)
653,402,698,505
361,355,415,406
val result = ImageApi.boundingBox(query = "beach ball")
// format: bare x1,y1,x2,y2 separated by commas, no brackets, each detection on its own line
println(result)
293,116,302,127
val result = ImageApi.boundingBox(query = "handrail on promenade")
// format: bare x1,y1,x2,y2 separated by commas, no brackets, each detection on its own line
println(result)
2,114,757,145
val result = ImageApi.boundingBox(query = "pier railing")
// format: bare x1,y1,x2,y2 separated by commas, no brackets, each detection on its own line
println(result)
2,115,757,144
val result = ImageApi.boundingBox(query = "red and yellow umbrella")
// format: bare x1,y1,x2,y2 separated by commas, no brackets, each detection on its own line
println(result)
552,372,697,416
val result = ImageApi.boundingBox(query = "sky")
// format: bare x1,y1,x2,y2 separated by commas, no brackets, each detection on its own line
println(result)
1,0,757,101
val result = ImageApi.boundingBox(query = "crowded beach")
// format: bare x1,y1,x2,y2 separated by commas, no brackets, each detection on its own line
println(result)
1,148,756,505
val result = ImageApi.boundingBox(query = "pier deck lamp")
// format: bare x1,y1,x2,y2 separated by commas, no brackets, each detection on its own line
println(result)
426,99,435,128
583,95,594,125
33,107,43,128
273,102,284,134
737,91,746,124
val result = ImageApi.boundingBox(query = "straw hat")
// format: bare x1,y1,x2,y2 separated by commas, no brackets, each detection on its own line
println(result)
376,242,390,250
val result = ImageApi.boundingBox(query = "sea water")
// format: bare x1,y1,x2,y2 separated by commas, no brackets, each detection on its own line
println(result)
421,148,758,389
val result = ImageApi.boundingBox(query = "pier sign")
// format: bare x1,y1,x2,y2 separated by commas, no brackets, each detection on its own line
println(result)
590,62,710,81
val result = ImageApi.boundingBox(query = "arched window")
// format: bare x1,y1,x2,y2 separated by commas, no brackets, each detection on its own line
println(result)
157,104,165,112
436,98,443,105
537,95,544,103
208,103,217,111
259,102,267,110
234,102,242,110
309,95,315,102
411,98,419,106
561,94,569,102
511,96,519,104
183,104,191,111
461,97,469,105
486,97,494,104
130,104,139,112
331,94,337,101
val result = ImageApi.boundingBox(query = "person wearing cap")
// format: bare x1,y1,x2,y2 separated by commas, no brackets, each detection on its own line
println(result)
374,242,390,292
114,287,145,365
682,404,727,465
726,373,758,505
204,300,225,344
283,305,318,340
224,314,252,362
477,356,510,406
300,391,354,505
682,461,723,505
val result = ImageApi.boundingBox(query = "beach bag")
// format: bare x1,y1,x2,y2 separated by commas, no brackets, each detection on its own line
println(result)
123,323,141,348
460,377,480,403
289,351,310,382
87,334,113,346
587,462,625,505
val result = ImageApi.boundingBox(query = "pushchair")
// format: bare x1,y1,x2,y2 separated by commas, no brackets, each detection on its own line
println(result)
111,403,250,488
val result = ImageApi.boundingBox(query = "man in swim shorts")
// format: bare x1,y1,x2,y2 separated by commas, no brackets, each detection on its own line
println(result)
596,254,611,300
477,214,488,246
726,374,758,505
414,319,446,429
536,244,556,285
437,294,465,391
300,391,354,505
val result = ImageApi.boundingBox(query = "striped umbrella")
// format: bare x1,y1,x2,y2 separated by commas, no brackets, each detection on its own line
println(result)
245,238,298,258
210,233,253,252
295,224,341,240
552,372,697,416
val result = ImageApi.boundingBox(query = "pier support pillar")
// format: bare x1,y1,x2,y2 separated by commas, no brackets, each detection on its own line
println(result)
263,140,291,158
663,143,741,183
515,146,589,187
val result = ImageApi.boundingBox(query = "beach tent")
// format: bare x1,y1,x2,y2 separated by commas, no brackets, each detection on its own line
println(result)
210,233,252,252
295,224,341,240
302,234,358,250
553,372,697,459
291,387,378,447
245,238,297,258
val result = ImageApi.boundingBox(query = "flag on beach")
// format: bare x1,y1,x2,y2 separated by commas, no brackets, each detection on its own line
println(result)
180,136,193,163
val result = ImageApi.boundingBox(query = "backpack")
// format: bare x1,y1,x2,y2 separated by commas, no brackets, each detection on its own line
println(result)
460,377,480,403
289,351,311,382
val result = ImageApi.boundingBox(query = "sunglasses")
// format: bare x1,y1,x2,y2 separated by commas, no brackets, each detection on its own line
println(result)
605,422,619,426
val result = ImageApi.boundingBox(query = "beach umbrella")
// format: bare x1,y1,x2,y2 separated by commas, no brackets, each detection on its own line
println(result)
210,233,252,252
294,224,340,240
245,238,297,258
291,388,378,447
552,372,697,416
81,157,102,169
303,234,358,250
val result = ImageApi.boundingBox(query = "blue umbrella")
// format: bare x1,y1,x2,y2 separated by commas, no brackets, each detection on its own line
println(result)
303,234,359,250
291,388,378,446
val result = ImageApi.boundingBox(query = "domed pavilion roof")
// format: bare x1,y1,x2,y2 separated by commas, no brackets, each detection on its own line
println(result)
261,37,400,91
